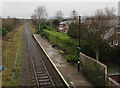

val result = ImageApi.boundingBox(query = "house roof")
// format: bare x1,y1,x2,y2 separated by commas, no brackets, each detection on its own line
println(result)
108,33,120,40
115,26,120,29
103,26,120,40
58,27,66,30
60,22,65,25
103,28,115,40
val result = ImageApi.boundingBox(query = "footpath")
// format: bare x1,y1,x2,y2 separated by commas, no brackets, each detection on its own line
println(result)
33,34,94,88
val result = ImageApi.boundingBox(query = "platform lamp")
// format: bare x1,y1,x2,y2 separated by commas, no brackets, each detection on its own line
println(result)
77,16,81,72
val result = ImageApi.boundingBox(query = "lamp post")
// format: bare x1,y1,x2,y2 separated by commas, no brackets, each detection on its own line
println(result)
77,16,81,72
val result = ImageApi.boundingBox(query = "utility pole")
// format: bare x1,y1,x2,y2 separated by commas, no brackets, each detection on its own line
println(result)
118,2,120,25
79,16,81,48
77,16,81,72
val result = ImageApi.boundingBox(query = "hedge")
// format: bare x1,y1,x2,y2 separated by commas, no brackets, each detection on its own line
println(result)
43,30,79,62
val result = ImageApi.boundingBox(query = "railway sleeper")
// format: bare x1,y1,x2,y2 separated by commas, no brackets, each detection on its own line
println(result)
38,76,49,79
36,71,46,74
34,64,44,67
35,67,46,71
39,82,51,86
40,85,54,88
35,67,44,69
32,76,35,80
34,63,43,65
37,70,46,73
37,73,48,76
38,79,50,83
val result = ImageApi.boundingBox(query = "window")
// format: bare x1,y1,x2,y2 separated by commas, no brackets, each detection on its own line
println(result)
118,40,120,45
110,41,114,45
113,40,118,45
117,29,120,33
115,40,118,45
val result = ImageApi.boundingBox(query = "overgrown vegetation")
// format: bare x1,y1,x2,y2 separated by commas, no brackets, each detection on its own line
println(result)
2,17,23,36
52,19,60,26
0,27,8,36
12,31,23,86
67,21,120,64
2,26,23,86
28,22,36,33
36,25,52,34
67,22,79,38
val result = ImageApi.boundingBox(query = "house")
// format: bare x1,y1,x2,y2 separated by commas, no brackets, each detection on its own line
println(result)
83,17,120,46
58,19,78,33
103,26,120,46
58,21,68,33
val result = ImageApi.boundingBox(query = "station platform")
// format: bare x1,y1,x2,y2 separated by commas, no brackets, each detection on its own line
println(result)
33,34,94,87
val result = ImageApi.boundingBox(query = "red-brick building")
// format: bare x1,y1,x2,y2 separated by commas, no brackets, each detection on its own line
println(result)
58,21,68,33
103,26,120,46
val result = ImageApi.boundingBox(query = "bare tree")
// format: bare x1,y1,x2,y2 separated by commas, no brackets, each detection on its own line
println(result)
31,14,37,25
55,10,64,20
87,7,116,61
71,10,78,19
31,6,47,25
104,7,115,18
94,7,116,28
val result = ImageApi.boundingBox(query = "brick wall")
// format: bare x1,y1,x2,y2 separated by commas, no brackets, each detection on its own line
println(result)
80,52,107,86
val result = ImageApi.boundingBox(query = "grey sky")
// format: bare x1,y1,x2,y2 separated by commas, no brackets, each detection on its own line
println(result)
1,2,118,18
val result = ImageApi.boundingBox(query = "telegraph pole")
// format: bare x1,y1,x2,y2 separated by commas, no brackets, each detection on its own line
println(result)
77,16,81,72
79,16,81,48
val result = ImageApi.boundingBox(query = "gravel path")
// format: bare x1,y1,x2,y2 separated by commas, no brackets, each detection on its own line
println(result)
19,25,32,86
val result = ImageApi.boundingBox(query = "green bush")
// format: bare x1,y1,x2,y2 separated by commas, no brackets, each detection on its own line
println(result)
66,54,78,62
0,27,8,36
52,19,59,26
43,30,79,62
68,22,79,38
36,25,52,34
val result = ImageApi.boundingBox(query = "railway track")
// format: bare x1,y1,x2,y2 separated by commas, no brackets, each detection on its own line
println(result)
24,24,56,88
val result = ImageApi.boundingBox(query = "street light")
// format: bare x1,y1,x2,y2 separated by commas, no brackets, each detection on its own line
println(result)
77,16,81,72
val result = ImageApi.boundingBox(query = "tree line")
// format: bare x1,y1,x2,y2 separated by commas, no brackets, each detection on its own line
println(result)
1,17,23,36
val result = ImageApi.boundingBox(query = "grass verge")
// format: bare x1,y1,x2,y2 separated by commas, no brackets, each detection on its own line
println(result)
2,26,23,86
12,30,23,86
28,24,35,33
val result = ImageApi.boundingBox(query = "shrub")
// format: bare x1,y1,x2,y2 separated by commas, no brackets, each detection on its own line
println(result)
66,54,78,62
0,27,8,36
52,19,60,26
36,25,52,34
67,22,79,38
2,18,23,32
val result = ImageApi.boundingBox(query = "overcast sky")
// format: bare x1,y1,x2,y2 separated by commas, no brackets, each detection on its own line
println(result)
1,2,119,19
